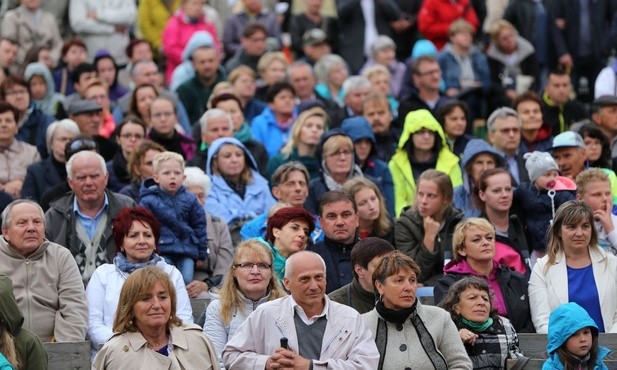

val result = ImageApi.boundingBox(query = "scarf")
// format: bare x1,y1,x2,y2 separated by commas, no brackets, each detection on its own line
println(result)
234,122,253,143
321,162,364,191
374,300,447,370
461,317,494,332
114,252,163,274
224,176,246,199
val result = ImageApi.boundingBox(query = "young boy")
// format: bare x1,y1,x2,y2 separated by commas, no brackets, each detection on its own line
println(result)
140,151,208,284
515,151,576,262
576,168,617,255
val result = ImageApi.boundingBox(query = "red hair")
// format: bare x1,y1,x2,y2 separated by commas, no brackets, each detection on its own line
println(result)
265,206,315,243
112,207,161,254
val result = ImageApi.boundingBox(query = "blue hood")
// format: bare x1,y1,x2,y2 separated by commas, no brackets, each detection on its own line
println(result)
547,303,599,354
24,62,55,99
340,116,376,144
205,137,258,175
459,139,505,192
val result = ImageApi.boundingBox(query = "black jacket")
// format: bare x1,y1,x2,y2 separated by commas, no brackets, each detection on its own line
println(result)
309,236,358,294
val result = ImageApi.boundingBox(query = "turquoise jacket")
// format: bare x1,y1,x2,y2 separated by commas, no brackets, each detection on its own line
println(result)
543,303,610,370
388,109,462,216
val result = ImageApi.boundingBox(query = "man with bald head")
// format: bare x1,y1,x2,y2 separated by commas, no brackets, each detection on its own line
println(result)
45,151,136,283
223,251,379,369
0,199,88,342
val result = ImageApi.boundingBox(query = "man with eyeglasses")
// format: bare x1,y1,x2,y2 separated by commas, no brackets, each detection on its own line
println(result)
68,99,117,161
224,23,268,74
397,55,453,129
487,106,529,185
223,250,379,369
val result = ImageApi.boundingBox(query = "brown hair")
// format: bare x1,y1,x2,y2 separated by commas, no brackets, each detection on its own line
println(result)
343,177,391,237
126,140,165,182
414,170,453,221
438,276,498,320
372,251,421,287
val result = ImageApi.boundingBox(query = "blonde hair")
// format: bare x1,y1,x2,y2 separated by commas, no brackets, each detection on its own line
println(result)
112,266,182,333
0,325,20,369
206,81,234,109
576,168,610,195
343,177,391,237
257,52,288,75
451,218,495,260
210,143,253,183
228,65,256,84
322,135,353,157
280,107,328,156
449,19,475,37
218,240,286,324
362,64,391,82
152,151,185,173
490,20,517,43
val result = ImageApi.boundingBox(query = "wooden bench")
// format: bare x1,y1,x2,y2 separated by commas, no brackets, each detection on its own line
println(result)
512,333,617,369
44,341,90,370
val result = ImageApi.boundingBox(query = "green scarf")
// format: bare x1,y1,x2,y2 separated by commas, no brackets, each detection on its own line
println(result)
234,122,253,143
461,317,493,332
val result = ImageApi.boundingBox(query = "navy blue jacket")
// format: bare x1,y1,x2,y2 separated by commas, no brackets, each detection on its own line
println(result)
17,105,55,158
309,236,358,294
21,156,64,202
139,179,208,260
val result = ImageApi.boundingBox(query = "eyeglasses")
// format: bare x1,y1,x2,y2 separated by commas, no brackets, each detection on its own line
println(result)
5,89,28,97
120,133,144,140
497,127,520,135
328,150,353,158
234,262,271,271
68,139,97,151
415,69,440,77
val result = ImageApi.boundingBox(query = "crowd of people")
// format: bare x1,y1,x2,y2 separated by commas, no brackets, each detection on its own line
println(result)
2,0,617,368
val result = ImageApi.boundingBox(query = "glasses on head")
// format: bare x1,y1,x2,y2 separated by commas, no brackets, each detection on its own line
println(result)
5,89,28,97
120,133,144,140
328,149,353,158
68,139,97,151
234,262,271,271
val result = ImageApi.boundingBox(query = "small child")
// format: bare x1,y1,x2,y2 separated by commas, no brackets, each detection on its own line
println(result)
140,151,208,284
576,168,617,255
544,303,610,369
515,151,576,262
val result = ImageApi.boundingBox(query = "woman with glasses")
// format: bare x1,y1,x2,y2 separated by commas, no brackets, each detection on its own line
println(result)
147,96,196,160
389,109,462,217
304,130,365,214
204,239,286,368
106,116,146,192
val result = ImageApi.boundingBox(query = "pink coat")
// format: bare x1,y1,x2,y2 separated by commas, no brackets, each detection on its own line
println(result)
161,10,220,83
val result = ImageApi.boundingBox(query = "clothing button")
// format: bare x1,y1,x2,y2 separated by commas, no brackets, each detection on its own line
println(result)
396,324,403,331
399,344,407,352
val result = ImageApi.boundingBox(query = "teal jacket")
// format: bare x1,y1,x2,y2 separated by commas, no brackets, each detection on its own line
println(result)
255,237,286,283
388,109,462,216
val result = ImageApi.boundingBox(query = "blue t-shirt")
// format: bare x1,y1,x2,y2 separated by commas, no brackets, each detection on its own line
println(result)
567,264,605,332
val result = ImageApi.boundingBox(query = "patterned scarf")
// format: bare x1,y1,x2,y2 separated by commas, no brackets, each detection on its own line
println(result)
114,252,163,274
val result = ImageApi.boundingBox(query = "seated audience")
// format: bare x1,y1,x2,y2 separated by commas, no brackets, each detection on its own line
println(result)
118,140,165,201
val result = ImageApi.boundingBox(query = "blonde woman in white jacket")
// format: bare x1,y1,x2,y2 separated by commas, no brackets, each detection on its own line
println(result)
529,200,617,334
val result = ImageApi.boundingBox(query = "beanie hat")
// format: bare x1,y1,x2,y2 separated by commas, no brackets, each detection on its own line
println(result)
265,206,316,243
524,151,559,183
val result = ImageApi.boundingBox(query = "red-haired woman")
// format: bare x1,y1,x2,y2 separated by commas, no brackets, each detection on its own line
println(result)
85,207,194,358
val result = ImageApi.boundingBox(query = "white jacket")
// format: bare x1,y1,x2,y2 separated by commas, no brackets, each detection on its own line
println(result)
86,260,194,353
529,247,617,333
204,293,272,368
68,0,136,65
222,295,379,370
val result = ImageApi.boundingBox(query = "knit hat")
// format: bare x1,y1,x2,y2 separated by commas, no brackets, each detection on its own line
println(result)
524,151,559,183
265,206,316,243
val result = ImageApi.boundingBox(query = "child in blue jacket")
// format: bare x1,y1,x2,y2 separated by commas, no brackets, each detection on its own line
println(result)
140,151,208,284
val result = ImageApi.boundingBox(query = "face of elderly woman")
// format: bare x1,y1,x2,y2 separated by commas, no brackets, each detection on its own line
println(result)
122,221,156,263
186,185,206,206
560,218,592,253
233,251,272,300
133,282,171,331
51,128,77,162
375,267,417,310
0,110,18,144
459,226,495,263
454,287,491,323
273,219,310,258
324,146,353,179
216,144,246,178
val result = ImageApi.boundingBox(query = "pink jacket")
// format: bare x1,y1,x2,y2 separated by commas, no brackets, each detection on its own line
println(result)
162,10,220,83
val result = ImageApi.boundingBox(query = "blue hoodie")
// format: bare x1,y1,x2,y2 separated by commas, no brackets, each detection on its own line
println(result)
453,139,505,217
169,31,215,91
543,303,610,370
205,137,276,224
23,62,65,117
340,116,395,216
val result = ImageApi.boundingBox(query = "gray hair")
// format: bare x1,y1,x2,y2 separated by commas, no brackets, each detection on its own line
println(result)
286,60,314,80
45,119,80,156
314,54,348,85
130,60,157,78
199,108,233,132
342,76,371,98
284,251,327,280
486,107,521,132
1,199,45,230
371,35,396,55
66,151,107,180
184,166,212,197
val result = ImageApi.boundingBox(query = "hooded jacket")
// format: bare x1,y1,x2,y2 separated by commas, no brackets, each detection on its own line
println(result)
23,63,65,117
453,139,505,217
169,31,215,91
388,109,462,217
205,137,275,224
340,116,395,216
543,303,610,369
250,106,299,158
0,275,48,370
487,36,539,97
438,43,491,93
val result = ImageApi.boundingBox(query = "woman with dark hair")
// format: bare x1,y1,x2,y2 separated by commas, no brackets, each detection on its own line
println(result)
438,276,527,368
92,266,215,369
389,109,462,217
344,177,394,244
106,116,147,192
93,51,129,103
0,101,41,197
86,207,193,357
529,200,617,334
578,122,617,207
436,100,474,157
119,140,166,201
128,84,159,128
435,218,533,332
52,38,88,96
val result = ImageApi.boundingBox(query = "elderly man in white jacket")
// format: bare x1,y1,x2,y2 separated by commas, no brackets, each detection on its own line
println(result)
223,251,379,370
